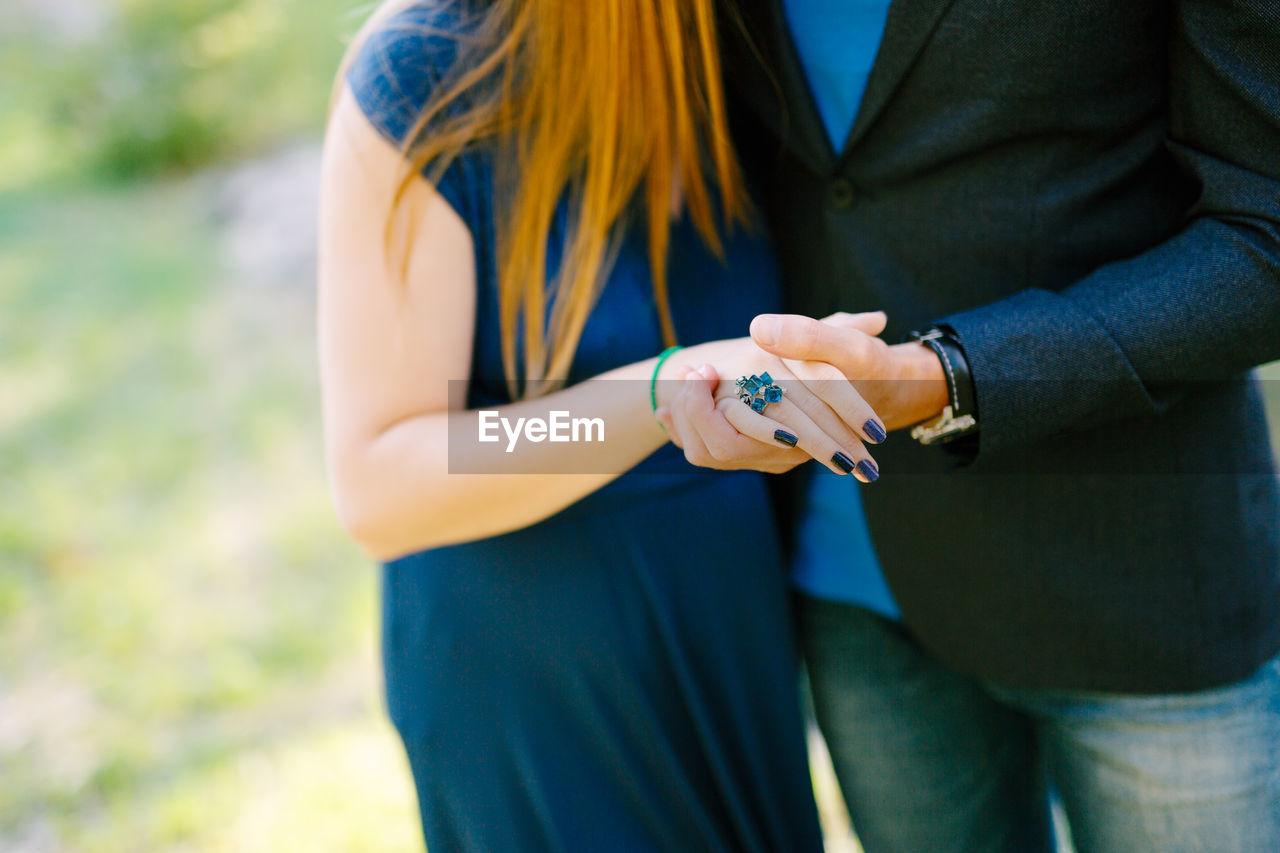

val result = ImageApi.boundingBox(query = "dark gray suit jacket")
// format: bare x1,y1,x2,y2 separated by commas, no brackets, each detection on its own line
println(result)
724,0,1280,691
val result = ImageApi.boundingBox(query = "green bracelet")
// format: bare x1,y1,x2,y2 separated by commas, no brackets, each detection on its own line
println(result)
649,345,685,426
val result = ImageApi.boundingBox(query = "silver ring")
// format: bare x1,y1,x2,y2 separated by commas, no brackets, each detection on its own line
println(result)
734,372,784,414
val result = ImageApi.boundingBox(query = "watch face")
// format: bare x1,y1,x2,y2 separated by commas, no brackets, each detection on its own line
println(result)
908,328,944,343
911,407,979,445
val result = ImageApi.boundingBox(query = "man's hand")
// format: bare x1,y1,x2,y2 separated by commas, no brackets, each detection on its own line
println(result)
653,313,894,480
749,312,950,433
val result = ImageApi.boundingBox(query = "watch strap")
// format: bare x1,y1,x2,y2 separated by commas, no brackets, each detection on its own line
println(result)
907,326,980,444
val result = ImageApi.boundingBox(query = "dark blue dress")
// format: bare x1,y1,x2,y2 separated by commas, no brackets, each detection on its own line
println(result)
347,6,824,851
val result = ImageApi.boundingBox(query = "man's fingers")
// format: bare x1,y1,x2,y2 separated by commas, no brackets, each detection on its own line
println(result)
750,313,877,371
670,364,760,469
819,310,888,337
694,362,722,383
654,406,681,447
665,376,714,464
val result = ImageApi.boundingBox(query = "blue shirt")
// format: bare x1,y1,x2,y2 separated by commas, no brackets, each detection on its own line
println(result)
781,0,893,149
782,0,899,619
791,469,899,618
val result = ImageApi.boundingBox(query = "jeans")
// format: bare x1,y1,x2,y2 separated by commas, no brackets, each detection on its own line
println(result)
797,595,1280,853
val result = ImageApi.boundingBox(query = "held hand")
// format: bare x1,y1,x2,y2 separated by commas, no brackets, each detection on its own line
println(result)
749,312,950,433
652,336,885,481
656,365,806,475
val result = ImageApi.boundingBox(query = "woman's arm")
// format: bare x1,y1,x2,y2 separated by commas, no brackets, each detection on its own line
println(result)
319,87,679,560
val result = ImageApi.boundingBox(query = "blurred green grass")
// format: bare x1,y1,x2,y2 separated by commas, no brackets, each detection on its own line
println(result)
0,177,422,851
0,1,430,848
0,0,372,188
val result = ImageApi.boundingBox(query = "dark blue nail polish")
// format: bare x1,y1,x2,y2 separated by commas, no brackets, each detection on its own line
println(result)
774,429,799,448
857,459,879,482
863,419,887,444
831,452,856,474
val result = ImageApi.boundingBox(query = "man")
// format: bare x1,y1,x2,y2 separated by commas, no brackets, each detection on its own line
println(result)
665,0,1280,849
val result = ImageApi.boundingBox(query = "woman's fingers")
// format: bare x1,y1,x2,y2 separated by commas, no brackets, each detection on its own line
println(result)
779,358,888,446
663,361,881,481
715,399,802,451
669,365,799,473
719,385,878,482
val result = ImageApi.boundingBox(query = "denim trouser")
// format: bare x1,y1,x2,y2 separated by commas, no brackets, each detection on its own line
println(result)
797,595,1280,853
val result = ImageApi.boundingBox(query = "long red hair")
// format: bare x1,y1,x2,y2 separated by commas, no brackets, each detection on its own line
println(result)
337,0,748,397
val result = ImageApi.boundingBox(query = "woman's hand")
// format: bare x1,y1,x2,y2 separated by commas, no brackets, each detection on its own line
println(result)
652,317,888,481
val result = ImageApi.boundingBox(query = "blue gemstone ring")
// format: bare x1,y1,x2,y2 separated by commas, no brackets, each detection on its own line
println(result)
735,372,784,414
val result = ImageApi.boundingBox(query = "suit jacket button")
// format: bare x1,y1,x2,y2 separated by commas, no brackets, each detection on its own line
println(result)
830,176,856,210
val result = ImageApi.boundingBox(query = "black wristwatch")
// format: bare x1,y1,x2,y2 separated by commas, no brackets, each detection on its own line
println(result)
906,326,980,445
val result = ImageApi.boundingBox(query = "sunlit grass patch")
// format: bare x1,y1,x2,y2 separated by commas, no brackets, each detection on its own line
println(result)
0,175,415,850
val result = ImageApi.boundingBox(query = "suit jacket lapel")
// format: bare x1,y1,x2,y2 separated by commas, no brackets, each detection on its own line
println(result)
724,0,834,168
761,0,838,166
730,0,960,170
839,0,959,157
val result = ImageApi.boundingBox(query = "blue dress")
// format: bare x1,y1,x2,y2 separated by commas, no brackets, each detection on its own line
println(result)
346,6,825,851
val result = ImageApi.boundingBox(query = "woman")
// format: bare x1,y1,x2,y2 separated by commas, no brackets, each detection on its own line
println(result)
318,0,886,848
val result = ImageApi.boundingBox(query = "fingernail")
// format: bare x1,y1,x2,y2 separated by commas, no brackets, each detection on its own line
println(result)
752,315,780,347
856,459,879,482
699,363,715,379
863,419,887,444
774,429,798,448
831,451,856,474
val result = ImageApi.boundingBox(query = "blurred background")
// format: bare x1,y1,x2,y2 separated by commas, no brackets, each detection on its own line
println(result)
1,0,425,849
1,1,1277,851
